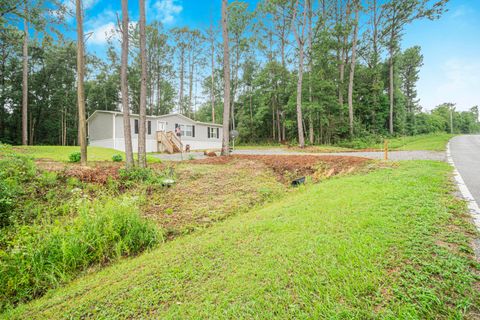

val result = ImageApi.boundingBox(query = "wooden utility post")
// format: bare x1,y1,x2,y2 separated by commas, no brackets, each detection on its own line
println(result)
384,139,389,160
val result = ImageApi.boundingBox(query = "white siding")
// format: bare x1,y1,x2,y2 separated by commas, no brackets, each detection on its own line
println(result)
88,111,223,153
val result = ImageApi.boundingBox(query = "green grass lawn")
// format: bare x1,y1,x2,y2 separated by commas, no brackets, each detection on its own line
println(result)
236,133,454,152
374,133,455,151
4,161,479,319
12,146,161,163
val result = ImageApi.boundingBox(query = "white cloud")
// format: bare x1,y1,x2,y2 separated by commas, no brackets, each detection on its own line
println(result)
85,9,118,45
151,0,183,24
87,22,117,45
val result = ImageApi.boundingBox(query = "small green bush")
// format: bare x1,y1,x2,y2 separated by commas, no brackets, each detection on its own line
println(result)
119,167,165,185
112,154,123,162
68,151,81,163
38,171,58,187
0,198,162,310
337,135,383,149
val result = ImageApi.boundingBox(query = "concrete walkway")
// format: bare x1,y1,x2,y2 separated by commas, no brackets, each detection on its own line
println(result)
151,148,445,162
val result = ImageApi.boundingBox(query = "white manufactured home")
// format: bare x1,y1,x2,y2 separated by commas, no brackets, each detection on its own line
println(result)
87,110,223,153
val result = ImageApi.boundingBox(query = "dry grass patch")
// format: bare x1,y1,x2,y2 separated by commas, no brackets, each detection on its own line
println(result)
143,160,286,237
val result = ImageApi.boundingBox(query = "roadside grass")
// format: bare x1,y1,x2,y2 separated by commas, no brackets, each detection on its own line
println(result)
5,161,479,319
290,145,357,153
234,144,353,152
237,133,454,152
13,146,161,163
374,133,455,151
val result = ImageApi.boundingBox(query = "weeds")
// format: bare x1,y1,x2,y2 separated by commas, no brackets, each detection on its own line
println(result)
0,198,161,311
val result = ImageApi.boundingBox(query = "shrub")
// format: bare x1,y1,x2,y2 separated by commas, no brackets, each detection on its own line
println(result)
112,154,123,162
0,198,162,310
119,167,165,185
337,135,383,149
0,149,37,227
38,171,58,187
68,151,81,163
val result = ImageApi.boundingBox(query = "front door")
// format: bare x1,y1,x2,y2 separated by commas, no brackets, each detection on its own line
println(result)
157,121,166,132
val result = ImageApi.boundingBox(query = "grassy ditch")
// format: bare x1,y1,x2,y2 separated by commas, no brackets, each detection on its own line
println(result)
4,161,479,319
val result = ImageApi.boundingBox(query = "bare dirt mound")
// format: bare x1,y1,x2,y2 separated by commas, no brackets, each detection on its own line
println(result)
191,154,370,182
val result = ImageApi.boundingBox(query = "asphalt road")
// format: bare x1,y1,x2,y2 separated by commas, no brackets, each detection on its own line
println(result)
449,135,480,207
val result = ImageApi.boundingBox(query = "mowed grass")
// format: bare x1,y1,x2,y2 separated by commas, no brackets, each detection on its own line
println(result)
4,161,480,319
12,146,161,163
373,133,455,151
237,133,454,152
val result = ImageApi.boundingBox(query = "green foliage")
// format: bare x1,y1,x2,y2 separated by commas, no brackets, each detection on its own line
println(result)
337,135,383,149
0,145,37,227
68,152,81,163
112,154,123,162
5,162,479,318
119,167,165,186
0,198,161,311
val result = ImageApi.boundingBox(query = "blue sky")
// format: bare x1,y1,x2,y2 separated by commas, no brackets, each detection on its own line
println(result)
73,0,479,111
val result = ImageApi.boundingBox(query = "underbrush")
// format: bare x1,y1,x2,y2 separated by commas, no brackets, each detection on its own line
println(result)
0,144,162,311
0,199,161,310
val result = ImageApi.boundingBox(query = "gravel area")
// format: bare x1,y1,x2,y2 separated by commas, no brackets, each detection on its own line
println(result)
151,148,446,162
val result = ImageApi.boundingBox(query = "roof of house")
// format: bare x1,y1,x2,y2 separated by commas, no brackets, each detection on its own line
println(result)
87,110,223,127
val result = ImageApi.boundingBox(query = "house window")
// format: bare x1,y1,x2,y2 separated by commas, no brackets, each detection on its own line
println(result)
208,127,219,139
134,119,151,134
179,124,194,137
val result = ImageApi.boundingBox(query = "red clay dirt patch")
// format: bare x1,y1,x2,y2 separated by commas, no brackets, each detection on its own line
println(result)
190,154,370,182
36,160,123,184
62,165,121,184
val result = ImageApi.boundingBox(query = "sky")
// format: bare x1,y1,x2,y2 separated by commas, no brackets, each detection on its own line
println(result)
70,0,480,112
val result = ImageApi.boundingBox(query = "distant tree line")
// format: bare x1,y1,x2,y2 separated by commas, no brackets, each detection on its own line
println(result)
0,0,479,148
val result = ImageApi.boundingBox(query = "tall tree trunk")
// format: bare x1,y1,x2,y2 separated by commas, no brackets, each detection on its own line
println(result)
295,37,305,148
277,109,281,143
307,0,313,144
138,0,147,167
389,48,394,134
338,48,345,106
292,0,307,148
188,50,194,117
348,1,359,136
210,24,215,122
22,3,28,146
121,0,134,168
76,0,87,165
272,102,276,140
179,48,184,113
338,1,350,108
221,0,231,156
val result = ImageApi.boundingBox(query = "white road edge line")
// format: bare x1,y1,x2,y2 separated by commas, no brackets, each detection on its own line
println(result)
446,142,480,231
